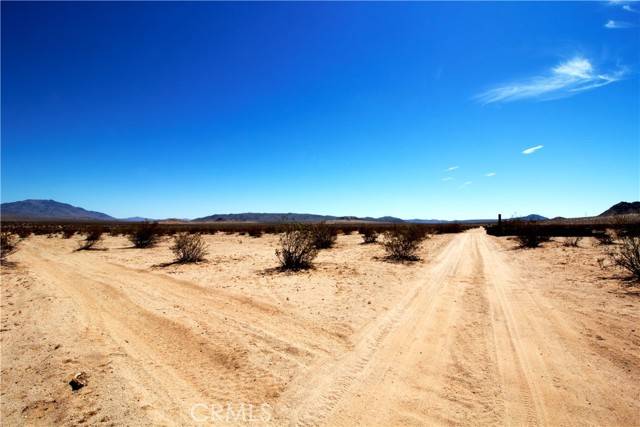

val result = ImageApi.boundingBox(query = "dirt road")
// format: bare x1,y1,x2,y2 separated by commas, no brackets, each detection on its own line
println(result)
1,230,638,426
288,229,638,426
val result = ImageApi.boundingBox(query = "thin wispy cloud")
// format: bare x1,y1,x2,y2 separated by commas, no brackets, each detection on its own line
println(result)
476,56,627,104
445,166,459,172
485,172,496,177
442,177,454,181
522,145,544,155
604,19,635,28
608,0,639,12
458,181,472,189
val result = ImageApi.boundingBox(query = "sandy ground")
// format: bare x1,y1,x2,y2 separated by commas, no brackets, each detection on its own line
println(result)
1,229,638,426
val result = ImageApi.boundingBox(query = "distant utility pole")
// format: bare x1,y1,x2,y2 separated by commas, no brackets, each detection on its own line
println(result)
498,213,502,225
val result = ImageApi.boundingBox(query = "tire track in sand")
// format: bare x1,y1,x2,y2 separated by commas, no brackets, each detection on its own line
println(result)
478,233,548,426
284,233,472,426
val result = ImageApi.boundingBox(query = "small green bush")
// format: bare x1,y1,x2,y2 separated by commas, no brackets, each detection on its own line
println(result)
128,222,160,248
171,233,207,263
1,232,18,264
383,226,427,261
76,229,103,251
276,225,318,270
609,236,640,282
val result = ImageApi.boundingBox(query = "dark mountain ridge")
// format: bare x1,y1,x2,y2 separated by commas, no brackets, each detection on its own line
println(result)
599,201,640,217
1,199,115,221
9,198,634,224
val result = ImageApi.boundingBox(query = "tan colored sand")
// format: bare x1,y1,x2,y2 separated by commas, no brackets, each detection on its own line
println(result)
1,230,638,426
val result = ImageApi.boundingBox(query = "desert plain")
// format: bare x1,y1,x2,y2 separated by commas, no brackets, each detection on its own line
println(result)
1,229,638,426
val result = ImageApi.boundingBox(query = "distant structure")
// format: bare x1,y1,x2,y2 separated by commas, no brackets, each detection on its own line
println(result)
498,213,502,225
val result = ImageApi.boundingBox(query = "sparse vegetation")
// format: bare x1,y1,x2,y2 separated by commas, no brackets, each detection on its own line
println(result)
594,230,615,245
15,228,31,239
608,236,640,282
171,233,207,263
310,222,337,249
1,232,19,264
382,226,427,261
515,231,550,248
76,229,103,251
62,228,76,239
360,228,378,244
248,228,263,238
562,236,582,247
275,225,318,270
128,222,160,248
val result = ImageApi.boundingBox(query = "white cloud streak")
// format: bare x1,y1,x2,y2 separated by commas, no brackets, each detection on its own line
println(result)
609,0,639,12
522,145,544,155
605,19,635,28
442,177,454,181
458,181,472,189
476,56,627,104
445,166,459,172
485,172,496,177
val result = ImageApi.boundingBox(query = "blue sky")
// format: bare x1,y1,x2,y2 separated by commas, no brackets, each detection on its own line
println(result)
2,2,638,219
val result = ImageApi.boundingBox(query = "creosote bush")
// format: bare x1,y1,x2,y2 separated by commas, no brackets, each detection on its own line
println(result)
171,233,207,263
15,228,32,239
609,236,640,282
310,222,337,249
76,229,103,251
128,222,160,248
562,236,582,247
594,230,615,245
276,225,318,270
248,228,263,238
515,231,550,248
1,232,18,264
360,228,378,244
62,228,76,239
383,226,427,261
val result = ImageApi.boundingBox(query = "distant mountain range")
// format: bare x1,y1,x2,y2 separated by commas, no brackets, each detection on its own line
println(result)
1,198,636,223
0,199,116,221
192,212,405,223
599,201,640,217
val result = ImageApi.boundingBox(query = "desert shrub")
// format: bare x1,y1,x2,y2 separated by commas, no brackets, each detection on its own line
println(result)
515,230,550,248
171,233,207,263
594,230,614,245
609,236,640,282
0,232,18,264
15,227,32,239
275,225,318,270
76,229,103,251
562,237,582,247
248,228,263,238
109,227,123,237
310,222,337,249
341,228,353,235
360,228,378,244
62,228,76,239
128,222,160,248
382,226,427,261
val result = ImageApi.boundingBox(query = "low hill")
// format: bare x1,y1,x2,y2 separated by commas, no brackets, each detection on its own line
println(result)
599,201,640,217
518,214,548,221
1,199,115,221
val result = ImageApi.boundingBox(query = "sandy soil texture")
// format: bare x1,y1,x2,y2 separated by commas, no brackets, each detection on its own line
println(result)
1,230,638,426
